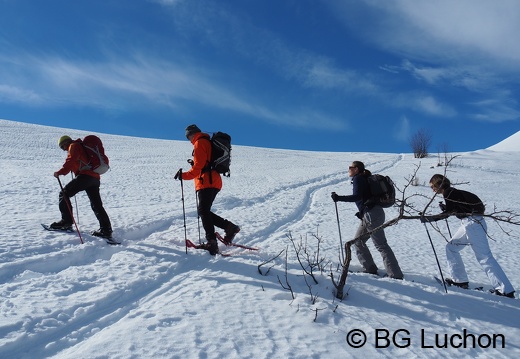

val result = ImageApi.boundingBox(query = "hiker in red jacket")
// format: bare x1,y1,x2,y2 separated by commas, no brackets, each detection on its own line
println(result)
176,125,239,255
49,135,112,239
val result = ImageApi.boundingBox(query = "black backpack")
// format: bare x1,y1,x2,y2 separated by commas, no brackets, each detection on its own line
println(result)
364,174,396,208
204,132,232,177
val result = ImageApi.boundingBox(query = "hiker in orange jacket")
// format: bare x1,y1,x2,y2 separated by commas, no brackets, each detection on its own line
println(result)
181,130,222,192
49,135,112,239
176,124,239,255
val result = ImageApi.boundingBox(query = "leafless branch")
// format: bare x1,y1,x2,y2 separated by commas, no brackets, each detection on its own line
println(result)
303,272,319,304
258,248,285,276
312,307,327,322
287,232,319,285
277,245,295,300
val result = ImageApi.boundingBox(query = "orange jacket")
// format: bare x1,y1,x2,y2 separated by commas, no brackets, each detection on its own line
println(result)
56,140,101,179
181,132,222,191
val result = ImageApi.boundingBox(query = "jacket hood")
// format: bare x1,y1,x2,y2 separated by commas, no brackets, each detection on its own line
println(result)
190,132,210,144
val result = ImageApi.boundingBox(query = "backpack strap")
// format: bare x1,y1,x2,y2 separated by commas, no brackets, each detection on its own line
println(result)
193,135,213,185
75,139,92,172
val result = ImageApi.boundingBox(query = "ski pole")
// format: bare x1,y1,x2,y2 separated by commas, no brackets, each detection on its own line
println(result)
186,159,201,244
175,169,188,254
57,177,84,244
422,221,448,293
439,201,452,239
334,201,345,263
71,173,80,225
195,189,201,245
445,219,452,238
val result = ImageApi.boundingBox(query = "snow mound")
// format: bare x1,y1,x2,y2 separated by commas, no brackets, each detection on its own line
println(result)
487,131,520,152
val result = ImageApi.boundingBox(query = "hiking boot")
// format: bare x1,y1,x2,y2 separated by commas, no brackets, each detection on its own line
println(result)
223,224,240,244
199,239,219,255
490,289,515,298
50,220,73,231
445,278,469,289
92,228,113,240
505,291,516,298
360,266,378,276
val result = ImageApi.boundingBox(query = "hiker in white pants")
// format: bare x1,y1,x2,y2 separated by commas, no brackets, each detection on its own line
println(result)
447,216,514,296
428,174,515,298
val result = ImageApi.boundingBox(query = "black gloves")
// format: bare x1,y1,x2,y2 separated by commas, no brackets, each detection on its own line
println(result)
174,168,182,180
332,192,361,219
420,212,443,223
439,202,446,212
419,212,431,223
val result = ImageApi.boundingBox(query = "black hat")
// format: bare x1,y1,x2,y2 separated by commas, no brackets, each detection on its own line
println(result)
185,124,201,139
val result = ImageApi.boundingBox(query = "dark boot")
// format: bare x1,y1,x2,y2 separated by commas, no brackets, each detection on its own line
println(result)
445,278,469,289
199,239,219,255
92,228,113,240
50,220,73,231
490,289,515,298
223,224,240,244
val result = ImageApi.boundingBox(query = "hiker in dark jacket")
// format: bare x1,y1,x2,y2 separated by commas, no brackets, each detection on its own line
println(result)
424,174,515,298
331,161,403,279
50,135,112,239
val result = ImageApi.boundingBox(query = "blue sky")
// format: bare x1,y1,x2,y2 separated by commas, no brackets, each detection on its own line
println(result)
1,0,519,153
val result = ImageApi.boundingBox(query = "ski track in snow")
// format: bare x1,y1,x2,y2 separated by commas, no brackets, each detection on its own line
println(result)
1,119,520,359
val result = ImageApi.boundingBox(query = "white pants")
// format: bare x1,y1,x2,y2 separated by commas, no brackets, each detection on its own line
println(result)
446,216,514,294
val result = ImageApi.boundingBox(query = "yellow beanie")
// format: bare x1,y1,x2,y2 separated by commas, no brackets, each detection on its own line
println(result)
58,135,72,148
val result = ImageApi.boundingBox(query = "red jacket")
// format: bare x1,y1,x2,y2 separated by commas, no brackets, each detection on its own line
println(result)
56,140,100,179
181,132,222,191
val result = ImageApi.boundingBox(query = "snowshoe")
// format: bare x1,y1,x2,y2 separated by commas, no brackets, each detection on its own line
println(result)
49,220,73,231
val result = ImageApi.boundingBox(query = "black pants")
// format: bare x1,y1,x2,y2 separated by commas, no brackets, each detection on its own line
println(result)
60,175,112,231
197,188,230,241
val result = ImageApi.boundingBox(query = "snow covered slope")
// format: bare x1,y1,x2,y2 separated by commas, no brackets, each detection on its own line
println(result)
488,130,520,151
1,119,519,358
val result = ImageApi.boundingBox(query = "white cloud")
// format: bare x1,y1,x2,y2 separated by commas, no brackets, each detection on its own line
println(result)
414,95,455,117
147,0,183,6
304,60,379,94
393,115,410,142
0,54,346,131
470,98,520,123
392,0,520,64
328,0,520,129
332,0,520,69
0,85,43,105
159,1,379,100
400,60,447,85
390,92,457,118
